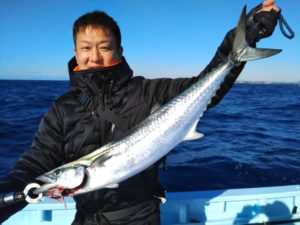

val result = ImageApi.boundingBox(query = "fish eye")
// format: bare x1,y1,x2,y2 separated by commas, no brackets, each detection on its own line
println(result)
53,169,61,176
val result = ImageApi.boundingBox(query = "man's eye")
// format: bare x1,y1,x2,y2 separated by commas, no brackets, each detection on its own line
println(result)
100,46,110,51
81,46,90,50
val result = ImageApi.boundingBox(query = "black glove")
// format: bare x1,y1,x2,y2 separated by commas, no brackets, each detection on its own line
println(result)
246,3,281,44
0,177,31,223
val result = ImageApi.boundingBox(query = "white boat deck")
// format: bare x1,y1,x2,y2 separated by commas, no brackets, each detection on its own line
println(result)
2,185,300,225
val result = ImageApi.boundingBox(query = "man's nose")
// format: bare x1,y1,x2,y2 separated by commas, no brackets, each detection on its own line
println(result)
91,48,102,62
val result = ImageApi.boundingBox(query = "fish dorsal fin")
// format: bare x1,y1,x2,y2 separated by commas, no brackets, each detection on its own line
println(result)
183,119,204,141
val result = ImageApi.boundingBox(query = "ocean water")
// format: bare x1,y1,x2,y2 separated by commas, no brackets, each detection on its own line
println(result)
0,80,299,192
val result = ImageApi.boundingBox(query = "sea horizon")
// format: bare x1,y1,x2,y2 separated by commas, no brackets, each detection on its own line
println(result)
0,78,298,85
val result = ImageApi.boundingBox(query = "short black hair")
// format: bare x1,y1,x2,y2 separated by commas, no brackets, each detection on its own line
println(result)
73,11,121,47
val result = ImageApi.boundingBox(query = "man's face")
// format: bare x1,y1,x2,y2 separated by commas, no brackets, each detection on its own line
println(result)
74,26,122,70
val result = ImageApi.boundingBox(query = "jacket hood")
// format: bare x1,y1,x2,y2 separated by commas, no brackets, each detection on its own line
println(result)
68,56,133,94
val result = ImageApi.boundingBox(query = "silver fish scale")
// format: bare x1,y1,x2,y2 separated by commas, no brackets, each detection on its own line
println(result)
80,61,234,193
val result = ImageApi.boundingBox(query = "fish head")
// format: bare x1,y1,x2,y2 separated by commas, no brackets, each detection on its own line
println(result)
36,164,86,198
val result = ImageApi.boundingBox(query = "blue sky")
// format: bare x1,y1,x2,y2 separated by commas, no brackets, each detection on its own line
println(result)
0,0,299,82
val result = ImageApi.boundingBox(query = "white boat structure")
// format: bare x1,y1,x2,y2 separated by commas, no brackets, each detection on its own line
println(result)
2,184,300,225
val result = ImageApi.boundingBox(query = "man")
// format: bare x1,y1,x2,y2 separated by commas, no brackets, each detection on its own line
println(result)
0,1,280,224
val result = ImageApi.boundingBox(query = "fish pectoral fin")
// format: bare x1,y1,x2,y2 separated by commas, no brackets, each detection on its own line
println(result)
74,147,113,167
84,148,111,162
105,183,119,189
92,153,112,166
183,119,204,141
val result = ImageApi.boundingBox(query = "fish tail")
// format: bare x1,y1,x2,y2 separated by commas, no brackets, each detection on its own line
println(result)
231,5,281,63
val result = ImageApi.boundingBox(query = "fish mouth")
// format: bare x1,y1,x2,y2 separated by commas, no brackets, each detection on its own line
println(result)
35,174,58,194
35,171,88,199
36,173,57,185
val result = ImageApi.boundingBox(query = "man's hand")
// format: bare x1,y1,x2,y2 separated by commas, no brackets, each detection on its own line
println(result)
258,0,280,13
246,0,281,44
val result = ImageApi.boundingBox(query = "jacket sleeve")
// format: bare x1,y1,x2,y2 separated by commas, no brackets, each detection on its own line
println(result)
0,101,64,222
146,28,245,110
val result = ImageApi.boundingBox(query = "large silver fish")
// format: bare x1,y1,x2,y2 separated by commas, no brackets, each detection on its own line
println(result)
35,6,281,198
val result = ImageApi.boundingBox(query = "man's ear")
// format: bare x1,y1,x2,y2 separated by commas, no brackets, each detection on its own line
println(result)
74,47,79,62
118,46,123,56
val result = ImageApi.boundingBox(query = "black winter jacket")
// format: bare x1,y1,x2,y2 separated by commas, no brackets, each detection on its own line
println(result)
0,29,245,222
